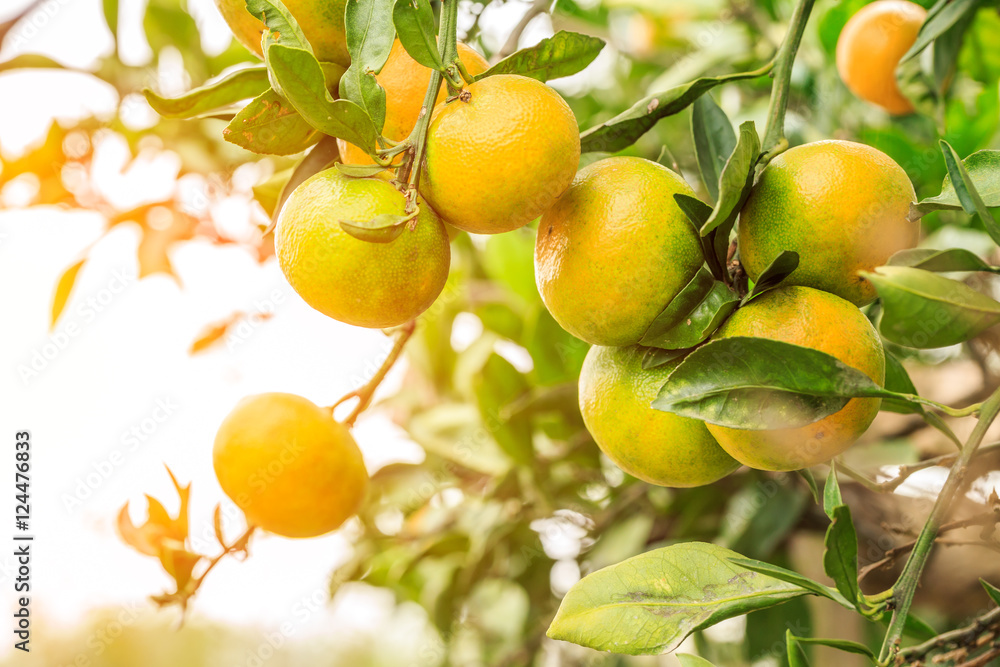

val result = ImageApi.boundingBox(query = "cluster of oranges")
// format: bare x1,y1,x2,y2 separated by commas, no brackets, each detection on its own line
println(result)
209,0,926,539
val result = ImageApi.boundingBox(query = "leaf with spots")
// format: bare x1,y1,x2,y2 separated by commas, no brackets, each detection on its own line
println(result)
223,88,320,155
547,542,811,655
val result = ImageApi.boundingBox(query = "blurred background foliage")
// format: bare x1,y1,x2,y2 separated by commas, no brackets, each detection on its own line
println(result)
4,0,1000,665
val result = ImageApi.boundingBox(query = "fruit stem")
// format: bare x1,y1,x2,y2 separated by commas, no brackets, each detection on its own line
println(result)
760,0,817,161
393,0,461,207
877,383,1000,663
332,320,417,426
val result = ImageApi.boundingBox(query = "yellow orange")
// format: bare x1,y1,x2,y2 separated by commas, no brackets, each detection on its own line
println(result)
214,0,350,66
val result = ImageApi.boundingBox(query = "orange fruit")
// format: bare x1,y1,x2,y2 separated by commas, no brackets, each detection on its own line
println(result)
214,0,350,67
275,168,450,328
706,286,885,472
836,0,926,115
738,140,918,307
338,40,490,166
579,345,740,488
421,74,580,234
535,156,705,346
213,393,368,538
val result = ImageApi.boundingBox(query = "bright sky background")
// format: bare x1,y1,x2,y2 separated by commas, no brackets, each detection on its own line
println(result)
0,0,579,660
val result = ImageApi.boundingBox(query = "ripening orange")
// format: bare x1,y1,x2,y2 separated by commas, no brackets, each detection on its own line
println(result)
836,0,926,115
421,74,580,234
213,393,368,538
213,0,350,66
338,40,489,165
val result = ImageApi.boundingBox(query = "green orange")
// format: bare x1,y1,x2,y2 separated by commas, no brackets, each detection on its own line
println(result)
535,156,705,346
579,345,740,487
338,40,490,166
738,140,918,306
275,168,450,328
706,286,885,472
213,393,368,538
214,0,350,66
421,74,580,234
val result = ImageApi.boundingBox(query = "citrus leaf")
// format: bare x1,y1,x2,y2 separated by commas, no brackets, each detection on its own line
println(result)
474,354,534,466
790,635,876,660
888,247,1000,273
0,54,67,73
729,557,847,605
823,464,843,519
335,162,391,177
393,0,443,71
580,67,769,154
547,543,811,656
939,141,1000,247
823,505,860,608
340,0,395,132
51,258,85,330
901,0,979,63
932,5,975,96
223,88,319,155
786,631,811,667
864,265,1000,348
882,351,924,415
911,149,1000,217
702,120,759,236
980,578,1000,607
640,276,738,350
678,654,716,667
246,0,311,53
675,194,727,279
253,167,293,218
641,346,693,370
796,469,820,504
652,337,902,429
339,212,411,243
476,30,605,82
265,44,379,153
144,67,269,119
691,94,735,203
745,250,799,302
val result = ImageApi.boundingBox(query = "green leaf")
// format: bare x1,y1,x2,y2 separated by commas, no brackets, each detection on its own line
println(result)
745,251,799,302
246,0,311,52
144,0,205,78
474,354,534,466
912,150,1000,217
652,337,898,429
639,269,739,350
791,636,875,660
580,67,769,153
407,404,511,476
51,258,86,329
102,0,119,41
702,121,759,236
266,44,379,153
477,30,604,82
888,248,1000,274
340,0,395,132
718,476,808,560
902,0,979,63
864,266,1000,348
728,557,846,606
335,162,391,177
691,94,736,203
823,505,860,608
144,67,270,119
0,54,67,73
678,654,716,667
223,88,319,155
393,0,443,70
252,167,293,217
882,352,923,415
786,631,811,667
641,346,693,370
932,5,975,95
338,213,411,243
939,141,1000,247
796,469,819,504
823,464,843,520
980,578,1000,607
547,543,810,656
